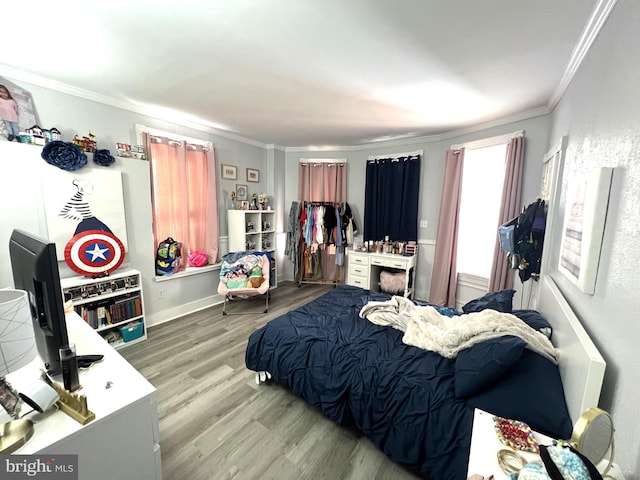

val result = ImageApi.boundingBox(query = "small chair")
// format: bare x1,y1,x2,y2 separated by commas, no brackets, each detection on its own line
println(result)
217,253,270,315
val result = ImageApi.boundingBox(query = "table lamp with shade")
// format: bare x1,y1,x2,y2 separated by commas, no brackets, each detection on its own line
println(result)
0,289,59,453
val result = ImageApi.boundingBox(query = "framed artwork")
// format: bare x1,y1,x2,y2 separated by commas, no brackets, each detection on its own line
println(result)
41,167,128,261
0,76,40,137
246,168,260,183
221,164,237,180
235,184,248,201
240,200,249,210
558,167,613,294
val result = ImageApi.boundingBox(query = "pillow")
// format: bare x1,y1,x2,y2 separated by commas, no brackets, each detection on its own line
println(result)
512,309,553,339
454,336,526,398
462,289,515,314
465,349,573,439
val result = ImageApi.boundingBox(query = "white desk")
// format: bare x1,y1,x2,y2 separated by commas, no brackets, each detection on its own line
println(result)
3,312,162,480
467,409,624,480
346,250,417,298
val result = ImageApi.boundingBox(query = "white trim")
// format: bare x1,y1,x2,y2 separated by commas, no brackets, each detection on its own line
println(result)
284,107,548,152
0,64,267,149
1,63,551,153
450,130,524,151
154,263,221,283
298,158,347,164
367,150,423,161
548,0,618,110
135,124,213,150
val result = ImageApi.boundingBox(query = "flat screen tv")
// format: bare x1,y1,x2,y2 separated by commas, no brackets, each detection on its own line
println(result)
9,229,69,375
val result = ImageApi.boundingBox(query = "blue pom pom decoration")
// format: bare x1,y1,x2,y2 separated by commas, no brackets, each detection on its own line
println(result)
41,141,87,171
93,149,115,167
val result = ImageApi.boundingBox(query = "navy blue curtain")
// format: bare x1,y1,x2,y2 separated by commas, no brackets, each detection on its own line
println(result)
364,155,420,241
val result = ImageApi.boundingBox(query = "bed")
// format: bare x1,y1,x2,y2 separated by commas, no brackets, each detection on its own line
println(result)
218,252,271,315
245,276,605,479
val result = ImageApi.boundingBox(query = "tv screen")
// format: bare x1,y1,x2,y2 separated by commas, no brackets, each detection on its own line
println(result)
9,229,69,375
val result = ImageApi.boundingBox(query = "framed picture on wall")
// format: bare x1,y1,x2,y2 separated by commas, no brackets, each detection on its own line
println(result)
246,168,260,183
558,167,613,294
221,164,237,180
235,184,248,201
0,76,40,138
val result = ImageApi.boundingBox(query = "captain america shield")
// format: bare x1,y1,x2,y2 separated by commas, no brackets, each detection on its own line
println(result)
64,230,125,276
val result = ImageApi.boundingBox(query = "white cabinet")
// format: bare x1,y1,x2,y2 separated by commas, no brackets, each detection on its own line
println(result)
8,312,161,480
60,268,146,349
346,251,417,298
228,210,277,287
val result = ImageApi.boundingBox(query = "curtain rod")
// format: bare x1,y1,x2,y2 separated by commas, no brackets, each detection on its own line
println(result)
299,158,347,163
450,130,524,151
368,150,423,161
136,123,213,150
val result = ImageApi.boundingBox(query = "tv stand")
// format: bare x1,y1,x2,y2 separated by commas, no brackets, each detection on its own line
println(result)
4,312,162,479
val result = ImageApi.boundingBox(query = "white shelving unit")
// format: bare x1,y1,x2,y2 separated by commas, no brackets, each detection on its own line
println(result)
60,268,147,349
228,209,277,288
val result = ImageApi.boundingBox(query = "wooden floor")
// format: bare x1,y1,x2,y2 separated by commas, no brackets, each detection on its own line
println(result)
122,282,420,480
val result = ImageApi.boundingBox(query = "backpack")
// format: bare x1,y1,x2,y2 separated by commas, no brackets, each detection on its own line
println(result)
155,237,182,275
514,199,547,282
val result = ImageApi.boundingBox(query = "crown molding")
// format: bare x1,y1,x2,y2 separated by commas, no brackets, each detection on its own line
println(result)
0,64,268,149
284,106,550,152
548,0,618,110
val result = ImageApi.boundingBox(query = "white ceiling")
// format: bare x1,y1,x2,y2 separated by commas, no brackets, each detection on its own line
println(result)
0,0,604,148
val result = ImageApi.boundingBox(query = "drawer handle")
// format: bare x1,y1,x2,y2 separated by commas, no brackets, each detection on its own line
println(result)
390,263,405,268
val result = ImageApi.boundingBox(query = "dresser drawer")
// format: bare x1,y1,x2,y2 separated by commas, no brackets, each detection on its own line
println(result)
347,276,369,289
349,253,369,266
349,263,369,278
370,256,409,269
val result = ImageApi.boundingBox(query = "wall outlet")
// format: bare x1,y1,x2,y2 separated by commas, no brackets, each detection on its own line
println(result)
420,220,428,228
158,288,165,299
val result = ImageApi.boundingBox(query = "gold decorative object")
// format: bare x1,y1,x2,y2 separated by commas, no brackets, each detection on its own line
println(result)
49,381,95,425
571,407,615,475
0,419,34,453
496,448,527,475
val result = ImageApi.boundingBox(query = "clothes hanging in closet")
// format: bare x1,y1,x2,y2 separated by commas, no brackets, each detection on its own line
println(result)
286,201,358,281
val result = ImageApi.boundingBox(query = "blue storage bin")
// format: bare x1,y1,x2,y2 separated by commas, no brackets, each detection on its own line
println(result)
119,321,144,342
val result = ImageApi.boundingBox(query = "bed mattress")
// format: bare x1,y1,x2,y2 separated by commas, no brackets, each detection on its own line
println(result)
245,285,474,478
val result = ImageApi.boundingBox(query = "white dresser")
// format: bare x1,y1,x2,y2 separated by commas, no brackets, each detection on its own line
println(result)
346,250,417,298
5,312,162,480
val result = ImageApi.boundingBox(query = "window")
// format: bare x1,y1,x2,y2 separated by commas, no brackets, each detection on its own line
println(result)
143,129,219,272
456,143,507,278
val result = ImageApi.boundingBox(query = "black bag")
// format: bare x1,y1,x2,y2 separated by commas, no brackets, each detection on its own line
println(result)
513,199,547,282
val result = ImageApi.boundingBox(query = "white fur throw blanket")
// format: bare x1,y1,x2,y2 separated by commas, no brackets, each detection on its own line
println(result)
359,296,558,364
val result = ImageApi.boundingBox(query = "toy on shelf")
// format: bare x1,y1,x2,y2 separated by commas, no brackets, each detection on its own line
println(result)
72,132,97,153
116,143,146,160
25,125,45,146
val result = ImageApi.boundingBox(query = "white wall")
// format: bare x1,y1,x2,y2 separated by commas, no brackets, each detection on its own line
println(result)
0,80,267,327
546,1,640,476
283,114,551,302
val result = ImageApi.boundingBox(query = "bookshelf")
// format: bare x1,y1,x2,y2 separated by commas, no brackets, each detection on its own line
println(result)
228,209,277,287
60,268,146,349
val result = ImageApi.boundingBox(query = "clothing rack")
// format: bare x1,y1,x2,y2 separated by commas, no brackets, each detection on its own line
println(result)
296,201,346,287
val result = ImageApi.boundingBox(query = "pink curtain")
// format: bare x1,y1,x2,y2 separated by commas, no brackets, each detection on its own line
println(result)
429,148,465,307
297,161,347,282
298,162,347,202
146,133,219,269
488,136,525,291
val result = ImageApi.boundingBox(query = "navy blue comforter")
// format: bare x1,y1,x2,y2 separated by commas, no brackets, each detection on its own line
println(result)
245,285,474,479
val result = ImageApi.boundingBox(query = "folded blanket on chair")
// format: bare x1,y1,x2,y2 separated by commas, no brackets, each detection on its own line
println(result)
359,296,558,363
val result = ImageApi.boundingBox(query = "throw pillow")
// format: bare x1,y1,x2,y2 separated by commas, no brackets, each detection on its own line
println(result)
462,289,516,314
454,335,527,398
